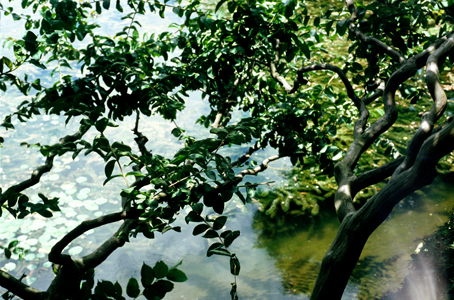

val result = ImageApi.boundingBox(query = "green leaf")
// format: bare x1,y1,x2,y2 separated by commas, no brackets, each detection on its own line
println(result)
224,230,240,248
105,160,116,178
141,263,155,287
235,191,246,204
207,242,223,254
336,19,348,36
95,118,109,132
212,196,224,214
207,248,231,257
202,229,219,238
301,42,311,59
171,127,184,138
192,203,203,215
116,0,123,12
37,209,53,218
126,278,140,298
332,151,343,161
192,224,210,235
103,0,110,10
122,187,135,195
4,248,12,259
325,20,335,35
2,57,13,70
96,1,102,14
230,254,240,275
210,127,228,135
153,261,168,279
205,170,216,180
166,269,187,282
103,174,123,186
169,261,183,272
213,216,227,230
125,171,145,177
185,211,204,223
111,141,131,152
215,0,227,12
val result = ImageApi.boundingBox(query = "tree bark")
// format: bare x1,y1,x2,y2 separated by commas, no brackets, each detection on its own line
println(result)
311,118,454,299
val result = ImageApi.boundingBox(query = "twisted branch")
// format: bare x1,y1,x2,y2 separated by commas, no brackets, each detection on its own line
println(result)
392,33,454,178
1,132,81,203
346,0,406,64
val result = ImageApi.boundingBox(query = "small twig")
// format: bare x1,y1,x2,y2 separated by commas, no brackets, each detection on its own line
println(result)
237,181,275,188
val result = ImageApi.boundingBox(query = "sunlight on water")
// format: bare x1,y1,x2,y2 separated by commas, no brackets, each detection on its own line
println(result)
404,258,439,300
388,245,447,300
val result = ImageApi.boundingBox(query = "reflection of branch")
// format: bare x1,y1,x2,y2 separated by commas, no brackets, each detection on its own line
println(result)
346,0,405,64
312,118,454,300
1,132,80,205
0,270,43,299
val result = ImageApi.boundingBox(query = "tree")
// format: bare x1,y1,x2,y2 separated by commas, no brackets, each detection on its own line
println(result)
0,0,453,299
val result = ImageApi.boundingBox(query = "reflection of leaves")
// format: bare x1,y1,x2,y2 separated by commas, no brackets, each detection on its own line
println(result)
350,255,401,299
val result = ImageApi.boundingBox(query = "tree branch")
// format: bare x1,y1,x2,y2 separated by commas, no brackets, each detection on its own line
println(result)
1,132,81,202
332,29,451,221
269,39,294,93
231,141,262,167
132,110,150,158
235,155,282,180
297,63,361,108
362,81,385,105
392,33,454,178
346,0,406,64
0,270,44,300
80,218,141,269
48,210,139,266
352,156,405,195
311,117,454,300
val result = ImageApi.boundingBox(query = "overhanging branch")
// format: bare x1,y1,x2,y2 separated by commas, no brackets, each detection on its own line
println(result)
297,63,361,108
0,270,44,300
346,0,405,64
1,132,81,203
392,32,454,178
48,210,139,266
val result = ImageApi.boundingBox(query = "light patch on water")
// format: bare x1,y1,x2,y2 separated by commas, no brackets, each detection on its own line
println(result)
400,255,443,300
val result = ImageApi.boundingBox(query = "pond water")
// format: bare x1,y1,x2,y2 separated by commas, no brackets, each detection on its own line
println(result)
1,1,454,299
1,81,453,300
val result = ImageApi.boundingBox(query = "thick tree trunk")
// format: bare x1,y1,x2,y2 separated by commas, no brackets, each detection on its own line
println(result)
310,117,454,300
309,2,454,298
